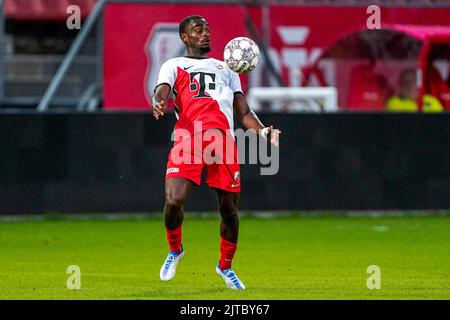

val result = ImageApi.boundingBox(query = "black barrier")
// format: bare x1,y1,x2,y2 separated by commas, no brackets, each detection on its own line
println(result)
0,112,449,214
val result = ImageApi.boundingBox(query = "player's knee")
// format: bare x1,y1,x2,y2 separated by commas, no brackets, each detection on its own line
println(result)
219,203,239,221
165,191,186,208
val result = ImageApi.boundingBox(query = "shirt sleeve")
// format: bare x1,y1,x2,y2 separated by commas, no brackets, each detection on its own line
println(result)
229,69,243,94
154,60,176,92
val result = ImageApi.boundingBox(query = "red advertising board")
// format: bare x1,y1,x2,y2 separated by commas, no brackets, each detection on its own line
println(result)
103,4,450,110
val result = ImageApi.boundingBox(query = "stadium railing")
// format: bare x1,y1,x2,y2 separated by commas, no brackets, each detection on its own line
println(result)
247,87,338,112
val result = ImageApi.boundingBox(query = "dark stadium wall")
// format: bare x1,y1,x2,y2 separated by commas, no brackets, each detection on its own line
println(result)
0,112,449,215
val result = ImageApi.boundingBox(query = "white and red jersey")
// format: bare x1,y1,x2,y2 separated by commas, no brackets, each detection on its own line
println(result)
155,57,242,135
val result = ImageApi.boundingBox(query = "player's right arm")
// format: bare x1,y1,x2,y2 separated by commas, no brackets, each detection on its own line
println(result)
152,59,176,120
152,84,171,120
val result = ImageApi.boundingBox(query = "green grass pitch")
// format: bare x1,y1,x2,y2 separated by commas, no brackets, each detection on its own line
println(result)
0,214,449,300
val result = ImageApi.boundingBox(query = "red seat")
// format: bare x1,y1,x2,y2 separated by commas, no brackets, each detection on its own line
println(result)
428,65,450,111
347,64,392,111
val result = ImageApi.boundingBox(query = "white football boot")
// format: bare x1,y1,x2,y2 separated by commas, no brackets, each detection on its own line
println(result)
216,262,246,290
160,246,184,281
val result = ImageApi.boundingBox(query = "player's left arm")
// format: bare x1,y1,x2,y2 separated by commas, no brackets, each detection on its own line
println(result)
233,92,281,147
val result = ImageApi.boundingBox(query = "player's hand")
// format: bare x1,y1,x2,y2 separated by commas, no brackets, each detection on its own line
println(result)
153,99,166,120
260,126,281,147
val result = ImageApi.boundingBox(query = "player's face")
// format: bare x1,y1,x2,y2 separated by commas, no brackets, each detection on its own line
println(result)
184,18,211,53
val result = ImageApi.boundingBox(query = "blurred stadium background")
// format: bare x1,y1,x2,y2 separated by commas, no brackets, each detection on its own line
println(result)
1,0,449,215
0,0,450,300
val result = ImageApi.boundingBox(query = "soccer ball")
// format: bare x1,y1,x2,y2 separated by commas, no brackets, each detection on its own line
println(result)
223,37,260,73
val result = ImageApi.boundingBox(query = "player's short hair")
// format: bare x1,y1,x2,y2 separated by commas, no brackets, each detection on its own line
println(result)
179,15,206,36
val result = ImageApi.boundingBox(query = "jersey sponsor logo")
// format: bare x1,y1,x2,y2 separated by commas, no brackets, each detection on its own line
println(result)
189,71,216,98
166,167,180,174
183,65,193,70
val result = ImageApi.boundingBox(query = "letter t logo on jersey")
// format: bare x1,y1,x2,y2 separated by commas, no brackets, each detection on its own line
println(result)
189,72,216,98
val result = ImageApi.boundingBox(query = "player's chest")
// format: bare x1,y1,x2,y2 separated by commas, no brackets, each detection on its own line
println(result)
176,65,229,93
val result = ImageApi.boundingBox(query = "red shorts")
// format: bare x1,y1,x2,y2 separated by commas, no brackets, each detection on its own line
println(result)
166,129,241,193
